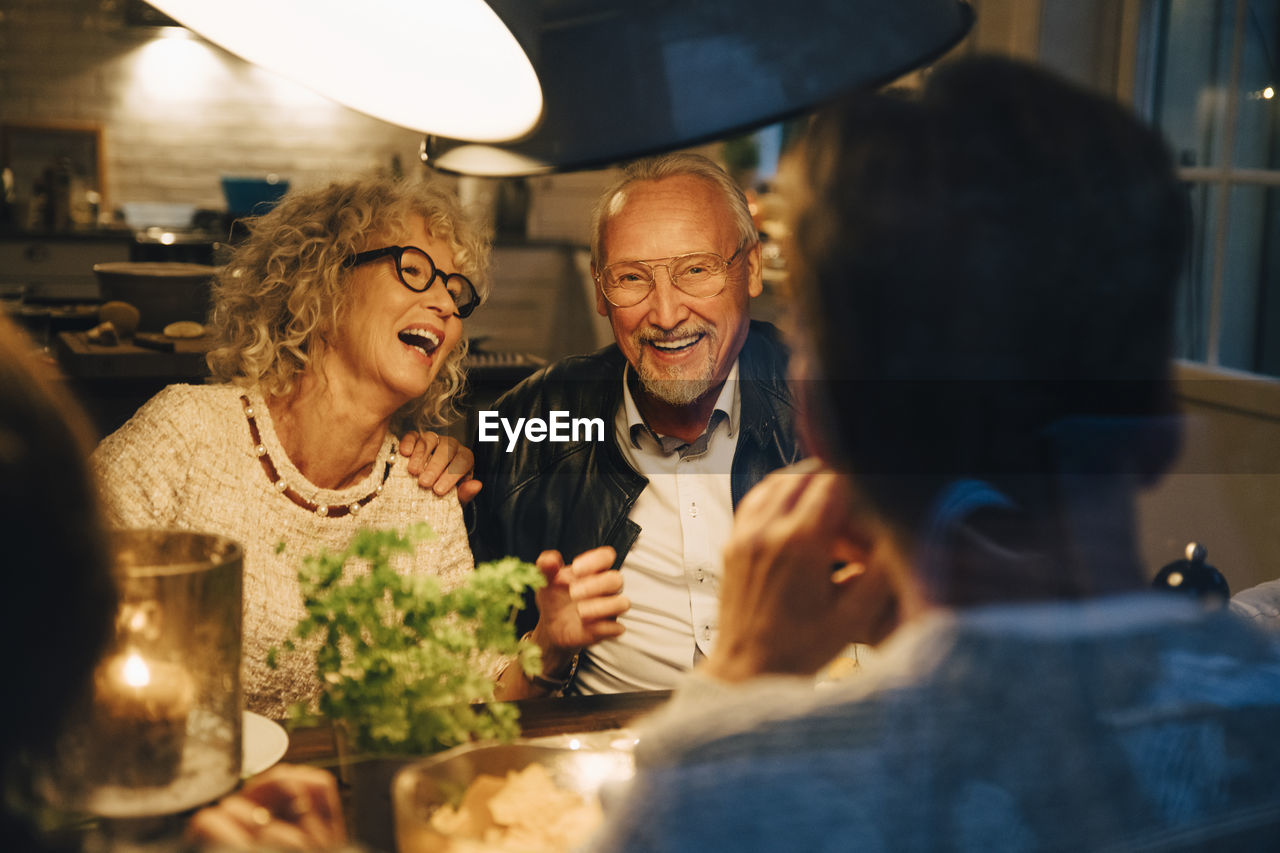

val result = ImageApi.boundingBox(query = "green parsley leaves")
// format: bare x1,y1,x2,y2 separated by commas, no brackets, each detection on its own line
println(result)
272,524,545,755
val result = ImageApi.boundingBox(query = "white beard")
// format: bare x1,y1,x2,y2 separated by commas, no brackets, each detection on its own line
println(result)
637,350,717,405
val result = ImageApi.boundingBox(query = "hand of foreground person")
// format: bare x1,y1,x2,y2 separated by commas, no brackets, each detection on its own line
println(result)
704,461,900,683
186,764,347,851
399,431,481,504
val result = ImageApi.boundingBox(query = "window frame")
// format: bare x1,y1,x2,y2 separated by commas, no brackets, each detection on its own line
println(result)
1132,0,1280,374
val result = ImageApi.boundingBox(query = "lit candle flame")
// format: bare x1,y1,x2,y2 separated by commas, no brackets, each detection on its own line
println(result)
122,653,152,688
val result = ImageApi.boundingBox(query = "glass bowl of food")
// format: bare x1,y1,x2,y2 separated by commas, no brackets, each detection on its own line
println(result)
393,740,636,852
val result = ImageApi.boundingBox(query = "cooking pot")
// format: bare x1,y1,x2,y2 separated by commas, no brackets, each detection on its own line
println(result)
93,262,216,332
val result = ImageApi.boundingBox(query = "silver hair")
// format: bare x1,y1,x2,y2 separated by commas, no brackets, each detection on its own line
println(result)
589,152,758,270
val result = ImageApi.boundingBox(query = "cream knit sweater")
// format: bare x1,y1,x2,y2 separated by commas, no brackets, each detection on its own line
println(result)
92,383,473,719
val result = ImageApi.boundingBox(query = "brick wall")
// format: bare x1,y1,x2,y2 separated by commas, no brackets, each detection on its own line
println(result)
0,0,430,215
0,0,725,244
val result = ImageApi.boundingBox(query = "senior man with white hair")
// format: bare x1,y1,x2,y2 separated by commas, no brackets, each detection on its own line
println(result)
470,152,803,695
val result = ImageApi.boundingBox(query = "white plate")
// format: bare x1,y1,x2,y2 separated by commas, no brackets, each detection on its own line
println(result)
242,711,289,777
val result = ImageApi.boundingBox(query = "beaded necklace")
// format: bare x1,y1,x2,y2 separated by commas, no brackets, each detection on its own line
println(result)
240,395,392,519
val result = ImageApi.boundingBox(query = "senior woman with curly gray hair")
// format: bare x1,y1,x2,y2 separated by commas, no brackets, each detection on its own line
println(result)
93,174,627,718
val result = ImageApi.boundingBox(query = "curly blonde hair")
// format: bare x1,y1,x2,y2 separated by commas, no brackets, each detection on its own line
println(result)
206,174,490,431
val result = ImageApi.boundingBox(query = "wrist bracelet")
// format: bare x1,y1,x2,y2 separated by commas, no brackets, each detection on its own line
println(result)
521,632,580,695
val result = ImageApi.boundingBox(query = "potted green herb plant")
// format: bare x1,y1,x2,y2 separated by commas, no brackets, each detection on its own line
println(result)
270,523,545,848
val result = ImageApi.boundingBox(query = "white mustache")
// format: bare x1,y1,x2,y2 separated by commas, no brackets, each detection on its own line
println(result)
638,323,712,343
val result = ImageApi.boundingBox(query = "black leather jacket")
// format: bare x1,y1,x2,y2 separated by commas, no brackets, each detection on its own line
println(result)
470,322,803,615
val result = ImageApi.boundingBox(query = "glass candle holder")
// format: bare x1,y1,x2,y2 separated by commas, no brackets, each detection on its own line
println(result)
45,529,244,818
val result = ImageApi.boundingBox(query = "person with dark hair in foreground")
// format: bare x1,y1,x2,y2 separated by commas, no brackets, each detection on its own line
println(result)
0,313,346,851
589,57,1280,851
0,317,117,852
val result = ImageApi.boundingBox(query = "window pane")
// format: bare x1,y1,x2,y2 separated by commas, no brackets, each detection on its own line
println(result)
1232,0,1280,169
1174,184,1280,374
1218,185,1280,373
1153,0,1236,168
1174,183,1216,362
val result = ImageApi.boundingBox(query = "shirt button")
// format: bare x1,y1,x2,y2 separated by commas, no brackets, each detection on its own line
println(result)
702,626,712,641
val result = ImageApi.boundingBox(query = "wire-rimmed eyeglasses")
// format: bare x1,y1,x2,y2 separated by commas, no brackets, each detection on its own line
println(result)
344,245,480,318
596,247,746,308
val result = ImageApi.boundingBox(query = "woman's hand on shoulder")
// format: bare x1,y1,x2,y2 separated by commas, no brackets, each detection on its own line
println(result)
399,431,482,503
186,763,346,850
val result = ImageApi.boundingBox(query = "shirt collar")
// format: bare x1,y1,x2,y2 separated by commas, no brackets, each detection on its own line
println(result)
622,359,741,452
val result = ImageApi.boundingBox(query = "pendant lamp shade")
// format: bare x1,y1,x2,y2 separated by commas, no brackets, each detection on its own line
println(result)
423,0,975,176
145,0,543,142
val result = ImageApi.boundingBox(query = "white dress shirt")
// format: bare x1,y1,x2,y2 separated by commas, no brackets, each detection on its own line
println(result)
573,362,741,694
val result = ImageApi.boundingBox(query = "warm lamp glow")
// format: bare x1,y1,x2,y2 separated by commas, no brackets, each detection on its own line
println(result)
422,140,554,176
132,36,225,102
144,0,542,141
1265,86,1276,100
121,653,152,689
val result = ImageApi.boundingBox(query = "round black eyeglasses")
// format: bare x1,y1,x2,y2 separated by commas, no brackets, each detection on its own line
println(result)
344,245,480,318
